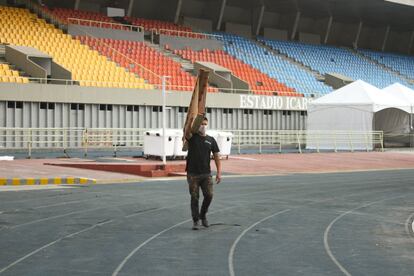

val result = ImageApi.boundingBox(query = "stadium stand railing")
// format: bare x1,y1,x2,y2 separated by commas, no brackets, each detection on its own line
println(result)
126,17,191,33
0,127,384,158
67,18,144,32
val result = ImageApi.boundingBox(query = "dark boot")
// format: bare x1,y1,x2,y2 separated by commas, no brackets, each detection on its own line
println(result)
192,220,200,230
201,218,209,228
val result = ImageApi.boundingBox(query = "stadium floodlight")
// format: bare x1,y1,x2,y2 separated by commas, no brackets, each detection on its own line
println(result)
385,0,414,7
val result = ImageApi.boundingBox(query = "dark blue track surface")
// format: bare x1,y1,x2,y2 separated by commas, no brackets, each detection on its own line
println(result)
0,170,414,275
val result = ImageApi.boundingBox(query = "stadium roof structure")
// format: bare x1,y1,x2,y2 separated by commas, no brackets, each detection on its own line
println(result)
231,0,414,30
48,0,414,31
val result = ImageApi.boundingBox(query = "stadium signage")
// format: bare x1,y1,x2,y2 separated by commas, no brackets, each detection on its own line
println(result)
239,95,312,110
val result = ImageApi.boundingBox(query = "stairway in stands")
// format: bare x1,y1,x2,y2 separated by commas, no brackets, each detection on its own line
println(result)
145,42,195,74
0,45,32,83
255,39,326,82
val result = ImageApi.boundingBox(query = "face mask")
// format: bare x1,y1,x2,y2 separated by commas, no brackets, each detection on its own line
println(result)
199,125,207,135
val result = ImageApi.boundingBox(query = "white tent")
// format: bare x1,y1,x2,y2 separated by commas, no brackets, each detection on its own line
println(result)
381,83,414,145
382,83,414,113
306,80,410,150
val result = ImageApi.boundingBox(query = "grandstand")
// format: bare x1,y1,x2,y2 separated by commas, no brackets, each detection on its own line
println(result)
0,0,413,134
260,38,414,89
0,6,148,89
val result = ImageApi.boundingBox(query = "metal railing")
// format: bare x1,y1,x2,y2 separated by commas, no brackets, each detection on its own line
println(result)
0,128,146,158
229,130,384,154
0,128,384,158
67,18,144,33
152,28,223,40
0,76,310,96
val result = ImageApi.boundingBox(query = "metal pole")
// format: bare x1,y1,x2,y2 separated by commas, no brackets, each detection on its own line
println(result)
354,21,363,49
216,0,227,30
324,16,333,44
127,0,135,17
28,129,32,159
238,133,241,154
162,76,167,165
174,0,183,24
296,132,302,153
74,0,80,10
382,25,390,52
291,11,301,40
255,5,265,36
408,31,414,55
259,134,262,154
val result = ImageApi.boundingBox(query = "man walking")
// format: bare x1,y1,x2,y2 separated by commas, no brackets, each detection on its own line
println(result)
186,117,221,230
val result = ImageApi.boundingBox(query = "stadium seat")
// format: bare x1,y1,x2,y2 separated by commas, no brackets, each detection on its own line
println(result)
358,49,414,86
0,6,150,89
76,36,218,92
174,46,298,96
260,37,414,90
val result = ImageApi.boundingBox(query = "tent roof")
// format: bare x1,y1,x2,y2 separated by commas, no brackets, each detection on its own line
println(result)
382,83,414,109
311,80,411,112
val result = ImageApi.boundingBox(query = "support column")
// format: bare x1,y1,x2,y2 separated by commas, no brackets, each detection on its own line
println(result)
174,0,183,24
216,0,227,31
324,16,333,44
354,20,363,49
255,5,265,36
408,31,414,54
382,25,390,52
291,11,301,40
74,0,81,10
127,0,135,17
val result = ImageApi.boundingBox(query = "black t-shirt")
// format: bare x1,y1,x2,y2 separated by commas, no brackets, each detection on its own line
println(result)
186,134,220,175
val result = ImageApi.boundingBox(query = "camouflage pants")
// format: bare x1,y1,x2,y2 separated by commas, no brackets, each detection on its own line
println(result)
187,174,213,222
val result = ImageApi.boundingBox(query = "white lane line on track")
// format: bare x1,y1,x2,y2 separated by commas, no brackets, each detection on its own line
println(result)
6,191,178,230
0,202,188,275
323,195,405,276
3,187,296,274
33,199,92,209
228,209,291,276
112,205,238,276
0,219,113,274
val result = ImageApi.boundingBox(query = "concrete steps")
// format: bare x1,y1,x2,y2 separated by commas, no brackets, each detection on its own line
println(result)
254,39,324,81
0,51,34,81
144,42,195,74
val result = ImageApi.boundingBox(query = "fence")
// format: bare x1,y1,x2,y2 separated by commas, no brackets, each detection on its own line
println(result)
67,18,144,32
0,128,384,158
230,130,384,154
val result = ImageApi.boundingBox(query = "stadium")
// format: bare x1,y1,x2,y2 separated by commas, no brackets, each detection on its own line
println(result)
0,0,414,275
